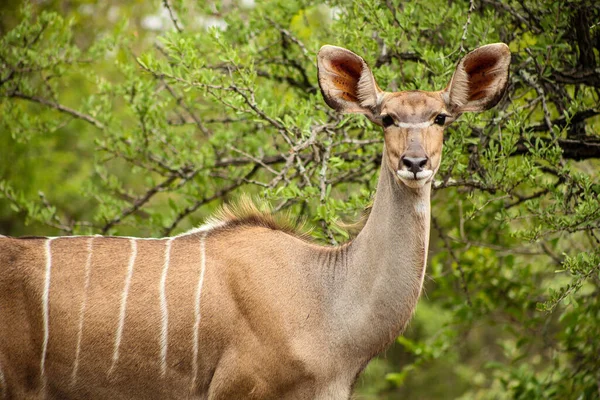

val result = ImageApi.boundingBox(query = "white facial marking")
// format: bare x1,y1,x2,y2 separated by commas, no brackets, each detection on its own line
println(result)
159,237,175,377
191,231,209,391
41,237,55,390
71,237,94,386
110,238,138,374
395,121,432,129
396,169,434,186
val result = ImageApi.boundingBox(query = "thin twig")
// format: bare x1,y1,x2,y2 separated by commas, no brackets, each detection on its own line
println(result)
266,17,309,59
10,91,105,130
460,0,476,53
162,0,183,33
432,216,473,307
518,70,553,132
162,79,210,135
228,145,280,176
101,174,179,234
318,134,337,245
162,166,259,235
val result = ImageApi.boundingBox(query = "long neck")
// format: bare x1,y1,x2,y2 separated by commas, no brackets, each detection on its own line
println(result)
325,152,431,356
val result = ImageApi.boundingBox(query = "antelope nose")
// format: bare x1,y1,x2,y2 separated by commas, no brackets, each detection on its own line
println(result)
402,157,428,174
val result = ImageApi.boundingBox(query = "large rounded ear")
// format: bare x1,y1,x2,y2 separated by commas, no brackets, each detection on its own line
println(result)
444,43,511,113
317,45,384,120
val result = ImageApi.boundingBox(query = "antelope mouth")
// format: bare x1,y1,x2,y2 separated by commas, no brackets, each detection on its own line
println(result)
396,169,433,187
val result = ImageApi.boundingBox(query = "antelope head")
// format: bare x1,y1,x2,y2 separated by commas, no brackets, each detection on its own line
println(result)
317,44,511,189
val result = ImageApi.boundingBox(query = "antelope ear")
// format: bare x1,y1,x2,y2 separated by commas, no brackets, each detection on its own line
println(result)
317,45,383,120
444,43,511,113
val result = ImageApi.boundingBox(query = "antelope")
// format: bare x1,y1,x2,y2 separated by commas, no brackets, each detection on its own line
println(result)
0,43,510,399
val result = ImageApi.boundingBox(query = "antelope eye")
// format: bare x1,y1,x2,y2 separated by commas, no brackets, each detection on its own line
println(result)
434,114,447,126
382,115,395,128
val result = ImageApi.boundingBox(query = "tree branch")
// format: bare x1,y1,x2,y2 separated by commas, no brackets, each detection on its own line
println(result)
513,137,600,161
162,0,183,33
101,174,179,234
161,166,259,235
552,69,600,87
10,91,105,130
526,109,599,133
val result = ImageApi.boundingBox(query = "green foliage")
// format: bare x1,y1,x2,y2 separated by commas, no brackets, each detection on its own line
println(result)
1,0,599,398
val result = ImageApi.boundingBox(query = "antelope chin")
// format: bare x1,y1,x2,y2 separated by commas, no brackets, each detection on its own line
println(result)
396,169,433,188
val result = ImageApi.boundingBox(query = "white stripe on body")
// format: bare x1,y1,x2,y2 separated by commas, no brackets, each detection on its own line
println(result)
177,220,227,237
159,237,175,376
109,238,138,374
191,231,209,391
40,237,55,391
71,237,95,385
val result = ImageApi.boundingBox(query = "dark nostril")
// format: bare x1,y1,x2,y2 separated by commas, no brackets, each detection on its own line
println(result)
402,158,414,169
401,157,428,174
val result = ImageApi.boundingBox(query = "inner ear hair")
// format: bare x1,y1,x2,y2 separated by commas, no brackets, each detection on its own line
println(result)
446,43,511,113
317,45,383,119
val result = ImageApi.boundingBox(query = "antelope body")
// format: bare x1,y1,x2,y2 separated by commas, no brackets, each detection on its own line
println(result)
0,44,510,399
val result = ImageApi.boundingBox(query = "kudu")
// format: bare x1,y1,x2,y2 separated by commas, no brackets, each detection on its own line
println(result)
0,43,510,399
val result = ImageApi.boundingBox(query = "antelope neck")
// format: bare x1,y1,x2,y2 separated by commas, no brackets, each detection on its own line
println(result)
323,151,431,355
